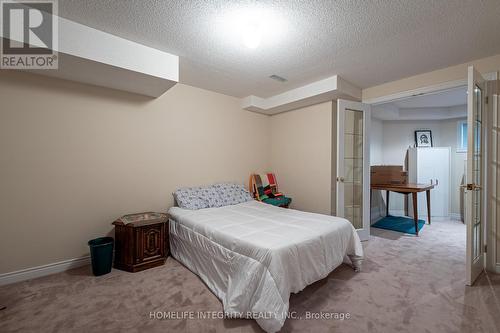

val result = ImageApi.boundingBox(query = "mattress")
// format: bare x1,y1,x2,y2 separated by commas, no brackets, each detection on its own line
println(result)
168,200,363,332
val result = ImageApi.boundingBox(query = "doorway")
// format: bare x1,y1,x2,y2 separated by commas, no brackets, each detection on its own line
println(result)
370,85,467,229
366,67,494,286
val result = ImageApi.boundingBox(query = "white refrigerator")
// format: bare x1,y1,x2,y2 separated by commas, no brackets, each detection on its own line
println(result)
408,147,450,218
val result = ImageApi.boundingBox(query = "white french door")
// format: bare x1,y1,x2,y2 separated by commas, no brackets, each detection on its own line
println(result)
465,66,486,286
336,99,371,241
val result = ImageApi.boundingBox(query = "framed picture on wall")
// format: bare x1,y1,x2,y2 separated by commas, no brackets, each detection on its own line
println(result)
415,130,433,147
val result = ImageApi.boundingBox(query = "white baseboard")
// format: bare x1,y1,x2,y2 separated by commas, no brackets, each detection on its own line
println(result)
0,256,90,286
449,213,462,221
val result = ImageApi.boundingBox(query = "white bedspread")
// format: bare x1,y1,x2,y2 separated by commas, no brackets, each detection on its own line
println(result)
168,200,363,332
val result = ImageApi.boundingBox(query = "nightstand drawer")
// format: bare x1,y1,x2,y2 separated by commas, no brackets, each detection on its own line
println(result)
135,225,164,263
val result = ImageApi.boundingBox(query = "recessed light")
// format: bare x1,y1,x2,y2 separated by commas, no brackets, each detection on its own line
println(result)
216,5,286,50
241,21,262,49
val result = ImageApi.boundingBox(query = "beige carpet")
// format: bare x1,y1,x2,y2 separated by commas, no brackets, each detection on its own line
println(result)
1,219,500,333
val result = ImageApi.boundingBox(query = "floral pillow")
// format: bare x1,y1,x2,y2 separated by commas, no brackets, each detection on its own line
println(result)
173,186,223,210
174,183,252,210
212,183,253,206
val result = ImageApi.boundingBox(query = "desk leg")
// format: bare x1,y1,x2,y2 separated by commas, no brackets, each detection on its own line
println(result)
426,190,431,225
386,190,390,217
404,193,408,216
412,192,419,236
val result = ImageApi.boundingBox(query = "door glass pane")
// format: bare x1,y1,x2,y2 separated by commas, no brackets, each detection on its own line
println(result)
344,109,363,229
460,122,468,150
472,85,482,260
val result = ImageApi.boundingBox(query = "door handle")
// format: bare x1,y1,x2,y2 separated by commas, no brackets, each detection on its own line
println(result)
337,177,345,182
460,183,482,191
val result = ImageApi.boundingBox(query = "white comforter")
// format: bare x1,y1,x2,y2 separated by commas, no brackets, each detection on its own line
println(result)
168,200,363,332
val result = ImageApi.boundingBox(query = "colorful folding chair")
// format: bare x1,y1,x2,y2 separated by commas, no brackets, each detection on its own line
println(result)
249,173,292,208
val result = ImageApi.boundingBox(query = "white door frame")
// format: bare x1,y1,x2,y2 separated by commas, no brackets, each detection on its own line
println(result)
486,79,499,274
363,72,498,106
336,99,371,241
363,70,498,279
465,66,486,285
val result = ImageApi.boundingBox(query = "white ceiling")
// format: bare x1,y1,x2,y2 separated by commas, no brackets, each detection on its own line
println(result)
58,0,500,98
372,86,467,121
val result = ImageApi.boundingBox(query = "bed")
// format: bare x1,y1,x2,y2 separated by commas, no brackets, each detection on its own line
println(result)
168,198,363,333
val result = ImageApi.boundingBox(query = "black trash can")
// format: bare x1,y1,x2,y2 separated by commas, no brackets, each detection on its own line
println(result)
88,237,114,276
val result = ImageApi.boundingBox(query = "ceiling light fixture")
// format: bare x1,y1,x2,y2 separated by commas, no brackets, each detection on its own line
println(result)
241,21,263,49
217,5,286,50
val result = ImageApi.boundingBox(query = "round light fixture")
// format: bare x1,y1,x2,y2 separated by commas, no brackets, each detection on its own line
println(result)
241,22,263,49
216,5,286,50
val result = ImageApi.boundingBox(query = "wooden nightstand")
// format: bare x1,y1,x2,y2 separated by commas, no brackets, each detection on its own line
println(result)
112,212,169,272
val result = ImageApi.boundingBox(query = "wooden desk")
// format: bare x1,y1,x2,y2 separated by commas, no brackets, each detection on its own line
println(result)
370,183,435,236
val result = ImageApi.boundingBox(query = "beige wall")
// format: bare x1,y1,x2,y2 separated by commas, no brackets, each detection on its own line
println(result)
362,54,500,101
3,52,500,275
0,71,270,274
269,102,333,215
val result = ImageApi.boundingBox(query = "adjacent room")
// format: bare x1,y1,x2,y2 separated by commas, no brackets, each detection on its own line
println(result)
370,86,468,239
1,1,500,333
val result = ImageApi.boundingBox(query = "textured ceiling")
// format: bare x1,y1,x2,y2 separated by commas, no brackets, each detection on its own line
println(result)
58,0,500,98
